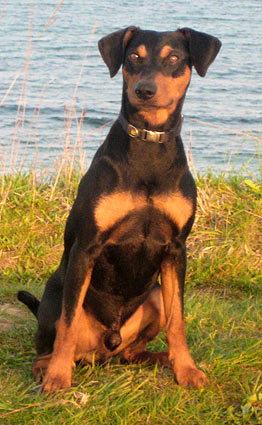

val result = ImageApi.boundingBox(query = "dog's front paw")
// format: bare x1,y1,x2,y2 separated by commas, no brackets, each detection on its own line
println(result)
175,365,209,389
41,362,73,393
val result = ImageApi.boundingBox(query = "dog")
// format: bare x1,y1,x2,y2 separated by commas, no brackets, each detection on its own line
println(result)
18,26,221,392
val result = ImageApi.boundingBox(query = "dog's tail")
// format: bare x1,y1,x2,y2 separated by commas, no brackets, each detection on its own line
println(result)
17,290,40,318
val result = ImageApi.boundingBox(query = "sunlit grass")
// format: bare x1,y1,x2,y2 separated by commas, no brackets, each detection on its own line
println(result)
0,165,261,424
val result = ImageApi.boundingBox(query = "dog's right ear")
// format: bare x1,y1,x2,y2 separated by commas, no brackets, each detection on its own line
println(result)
98,26,140,78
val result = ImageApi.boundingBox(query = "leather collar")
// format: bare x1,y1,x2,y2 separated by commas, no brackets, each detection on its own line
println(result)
118,113,183,143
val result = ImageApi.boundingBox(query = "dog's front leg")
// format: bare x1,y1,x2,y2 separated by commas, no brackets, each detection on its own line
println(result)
161,244,209,388
42,243,93,392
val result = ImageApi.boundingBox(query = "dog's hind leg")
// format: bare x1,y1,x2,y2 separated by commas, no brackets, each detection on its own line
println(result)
33,268,64,357
119,284,169,366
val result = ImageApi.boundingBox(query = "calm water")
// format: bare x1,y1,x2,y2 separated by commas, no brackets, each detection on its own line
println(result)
0,0,261,175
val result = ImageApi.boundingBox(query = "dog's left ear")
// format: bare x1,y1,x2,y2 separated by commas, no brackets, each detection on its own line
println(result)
179,28,221,77
98,26,140,78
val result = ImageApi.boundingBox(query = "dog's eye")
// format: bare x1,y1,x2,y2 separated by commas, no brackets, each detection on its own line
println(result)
167,54,179,64
129,52,140,62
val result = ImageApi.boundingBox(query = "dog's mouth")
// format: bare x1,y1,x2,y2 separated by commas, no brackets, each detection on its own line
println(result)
129,96,179,127
133,98,175,111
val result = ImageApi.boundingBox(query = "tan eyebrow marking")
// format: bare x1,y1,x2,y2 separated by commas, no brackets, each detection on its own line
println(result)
160,45,174,58
137,45,147,58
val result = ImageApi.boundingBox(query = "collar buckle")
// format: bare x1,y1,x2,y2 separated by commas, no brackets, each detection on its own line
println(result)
142,129,165,143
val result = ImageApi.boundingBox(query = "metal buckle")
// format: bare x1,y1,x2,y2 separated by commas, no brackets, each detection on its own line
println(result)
143,130,165,143
127,123,140,138
127,123,165,143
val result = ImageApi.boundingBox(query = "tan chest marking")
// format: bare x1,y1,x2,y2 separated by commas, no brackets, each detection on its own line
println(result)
94,191,146,232
153,192,193,230
95,190,193,233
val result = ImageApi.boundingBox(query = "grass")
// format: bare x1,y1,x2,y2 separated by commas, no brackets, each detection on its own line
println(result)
0,167,261,425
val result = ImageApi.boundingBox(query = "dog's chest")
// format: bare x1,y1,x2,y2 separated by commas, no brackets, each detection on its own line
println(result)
94,189,193,241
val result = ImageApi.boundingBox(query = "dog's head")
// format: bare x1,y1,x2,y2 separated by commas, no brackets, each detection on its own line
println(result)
98,27,221,127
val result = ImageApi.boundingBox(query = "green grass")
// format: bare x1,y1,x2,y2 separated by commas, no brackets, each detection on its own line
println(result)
0,169,262,424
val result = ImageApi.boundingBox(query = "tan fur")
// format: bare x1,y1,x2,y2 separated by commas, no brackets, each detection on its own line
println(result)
161,258,209,388
137,44,147,58
41,269,93,391
76,284,166,361
159,45,174,58
94,191,146,231
95,190,192,233
153,191,193,230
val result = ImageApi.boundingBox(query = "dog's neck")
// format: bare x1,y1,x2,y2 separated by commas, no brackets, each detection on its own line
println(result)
120,91,186,139
118,113,183,143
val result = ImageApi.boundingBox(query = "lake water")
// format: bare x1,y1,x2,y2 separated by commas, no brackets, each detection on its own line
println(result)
0,0,261,175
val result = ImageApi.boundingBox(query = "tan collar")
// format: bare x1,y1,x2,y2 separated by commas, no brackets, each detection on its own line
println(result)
118,114,183,143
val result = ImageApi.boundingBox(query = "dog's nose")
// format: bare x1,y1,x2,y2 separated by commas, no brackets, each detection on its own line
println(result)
135,81,157,100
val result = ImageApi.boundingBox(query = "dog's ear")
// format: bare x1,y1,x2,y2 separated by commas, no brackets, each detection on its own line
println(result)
179,28,221,77
98,26,140,78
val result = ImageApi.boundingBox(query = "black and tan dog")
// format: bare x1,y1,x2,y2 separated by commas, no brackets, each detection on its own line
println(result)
18,26,221,392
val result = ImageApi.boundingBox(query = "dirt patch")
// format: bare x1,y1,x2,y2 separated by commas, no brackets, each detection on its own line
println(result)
0,252,18,270
0,303,25,331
